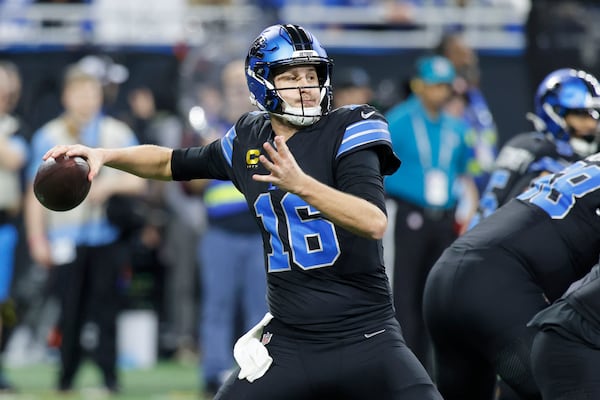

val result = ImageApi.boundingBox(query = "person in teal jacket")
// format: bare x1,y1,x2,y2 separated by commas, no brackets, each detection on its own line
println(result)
384,54,479,373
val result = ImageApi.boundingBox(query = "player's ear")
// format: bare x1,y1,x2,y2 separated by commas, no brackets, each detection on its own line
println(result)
410,78,424,95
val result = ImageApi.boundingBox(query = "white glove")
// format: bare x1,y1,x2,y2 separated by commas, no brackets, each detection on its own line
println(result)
234,312,274,383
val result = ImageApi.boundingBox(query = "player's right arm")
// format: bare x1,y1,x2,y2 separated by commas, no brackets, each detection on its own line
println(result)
44,144,174,182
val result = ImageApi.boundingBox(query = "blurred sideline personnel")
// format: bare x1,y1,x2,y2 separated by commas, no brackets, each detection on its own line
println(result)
423,144,600,398
186,59,267,397
0,61,28,392
123,84,203,361
332,66,374,109
436,32,498,194
468,68,600,229
77,55,129,118
42,24,443,400
384,54,479,372
24,65,145,394
121,84,197,359
529,226,600,399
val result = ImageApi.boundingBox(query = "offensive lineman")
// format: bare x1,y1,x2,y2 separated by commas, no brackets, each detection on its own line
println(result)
423,152,600,399
469,68,600,228
529,248,600,399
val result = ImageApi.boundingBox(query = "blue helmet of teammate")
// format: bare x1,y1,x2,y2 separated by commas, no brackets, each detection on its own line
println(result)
534,68,600,140
245,24,333,126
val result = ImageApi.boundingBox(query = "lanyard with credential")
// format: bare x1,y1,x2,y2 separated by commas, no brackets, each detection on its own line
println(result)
411,113,452,207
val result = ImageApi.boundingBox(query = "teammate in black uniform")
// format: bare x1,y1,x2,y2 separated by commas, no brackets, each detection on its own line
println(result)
527,155,600,400
42,25,442,400
423,150,600,399
468,68,600,400
469,68,600,228
529,260,600,400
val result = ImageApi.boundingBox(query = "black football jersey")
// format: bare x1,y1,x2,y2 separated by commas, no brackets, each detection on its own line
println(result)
469,131,579,227
171,105,401,336
462,153,600,301
528,263,600,348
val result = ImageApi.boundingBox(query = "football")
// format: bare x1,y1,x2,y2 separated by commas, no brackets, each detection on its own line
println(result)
33,155,92,212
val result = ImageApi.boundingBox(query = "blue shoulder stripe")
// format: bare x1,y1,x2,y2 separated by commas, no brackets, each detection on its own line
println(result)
220,127,236,167
336,119,392,158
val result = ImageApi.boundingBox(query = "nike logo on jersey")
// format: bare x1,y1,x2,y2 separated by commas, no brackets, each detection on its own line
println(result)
364,329,386,339
361,110,375,119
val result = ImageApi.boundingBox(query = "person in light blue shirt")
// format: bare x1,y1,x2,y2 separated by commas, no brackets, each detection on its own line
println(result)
0,61,28,393
24,65,145,394
384,54,479,373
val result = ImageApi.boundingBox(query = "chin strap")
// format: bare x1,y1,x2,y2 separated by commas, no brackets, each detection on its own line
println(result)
280,103,322,126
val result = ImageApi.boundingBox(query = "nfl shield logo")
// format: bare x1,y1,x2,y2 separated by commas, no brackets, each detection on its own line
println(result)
261,332,273,345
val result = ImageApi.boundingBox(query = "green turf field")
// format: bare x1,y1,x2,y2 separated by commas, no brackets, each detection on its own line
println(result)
5,361,207,400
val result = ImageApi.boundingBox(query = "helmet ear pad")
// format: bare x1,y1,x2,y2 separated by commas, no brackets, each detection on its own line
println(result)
246,67,282,113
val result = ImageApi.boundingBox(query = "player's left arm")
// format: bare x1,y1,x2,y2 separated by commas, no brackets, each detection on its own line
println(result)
253,135,388,240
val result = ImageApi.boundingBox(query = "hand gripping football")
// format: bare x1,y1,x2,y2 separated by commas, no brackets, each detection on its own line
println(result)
33,155,92,211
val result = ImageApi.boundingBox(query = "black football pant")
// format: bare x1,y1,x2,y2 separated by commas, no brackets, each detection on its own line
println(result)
423,246,544,400
531,329,600,400
215,318,443,400
50,242,127,390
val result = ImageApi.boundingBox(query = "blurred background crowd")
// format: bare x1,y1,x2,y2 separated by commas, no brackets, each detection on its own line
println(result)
1,0,599,398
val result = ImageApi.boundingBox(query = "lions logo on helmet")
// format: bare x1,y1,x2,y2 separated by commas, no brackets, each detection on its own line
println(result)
534,68,600,140
245,24,333,127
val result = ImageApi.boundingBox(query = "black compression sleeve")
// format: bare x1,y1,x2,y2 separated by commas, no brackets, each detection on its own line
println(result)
171,140,230,181
335,149,387,214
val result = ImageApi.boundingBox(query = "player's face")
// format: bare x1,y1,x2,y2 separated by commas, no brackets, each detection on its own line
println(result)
273,66,320,109
565,110,600,138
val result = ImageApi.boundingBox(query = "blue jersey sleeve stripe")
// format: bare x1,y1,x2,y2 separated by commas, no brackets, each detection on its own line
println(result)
344,119,388,136
220,127,236,167
336,129,392,158
337,120,392,158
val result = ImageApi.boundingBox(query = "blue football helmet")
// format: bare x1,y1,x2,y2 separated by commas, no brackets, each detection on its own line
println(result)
245,24,333,126
535,68,600,140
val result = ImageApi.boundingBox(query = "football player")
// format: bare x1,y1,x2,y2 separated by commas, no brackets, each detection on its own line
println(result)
42,24,442,400
468,68,600,228
423,151,600,399
529,240,600,400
